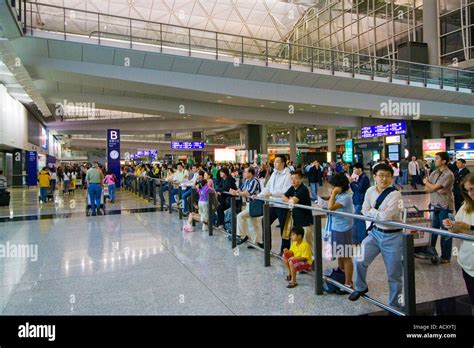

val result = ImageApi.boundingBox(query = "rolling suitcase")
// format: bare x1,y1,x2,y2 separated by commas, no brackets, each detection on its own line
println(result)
0,191,10,206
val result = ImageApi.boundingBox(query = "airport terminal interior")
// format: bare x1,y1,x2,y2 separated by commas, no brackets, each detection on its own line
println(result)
0,0,473,317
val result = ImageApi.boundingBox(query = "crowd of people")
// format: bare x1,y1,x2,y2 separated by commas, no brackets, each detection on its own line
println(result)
121,153,473,309
30,152,474,308
36,163,118,214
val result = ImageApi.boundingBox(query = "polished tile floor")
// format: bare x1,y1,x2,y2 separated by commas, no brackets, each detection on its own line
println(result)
0,184,469,315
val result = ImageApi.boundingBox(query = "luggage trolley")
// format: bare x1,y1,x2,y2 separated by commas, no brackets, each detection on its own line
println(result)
38,187,54,203
403,205,440,265
86,188,106,216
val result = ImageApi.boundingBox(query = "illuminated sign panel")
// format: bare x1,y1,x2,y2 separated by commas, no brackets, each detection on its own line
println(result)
171,142,205,150
361,122,406,138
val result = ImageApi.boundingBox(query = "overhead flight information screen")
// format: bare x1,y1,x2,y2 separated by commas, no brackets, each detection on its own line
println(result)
171,142,205,150
361,121,406,138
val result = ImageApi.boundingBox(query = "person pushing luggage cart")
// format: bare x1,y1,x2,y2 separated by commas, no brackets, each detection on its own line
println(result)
86,163,104,216
86,187,106,216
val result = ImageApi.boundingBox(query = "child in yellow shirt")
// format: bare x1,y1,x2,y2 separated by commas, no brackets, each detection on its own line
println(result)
283,226,313,288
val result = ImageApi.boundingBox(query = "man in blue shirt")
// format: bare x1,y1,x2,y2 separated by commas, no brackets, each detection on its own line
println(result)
233,167,262,248
349,163,371,244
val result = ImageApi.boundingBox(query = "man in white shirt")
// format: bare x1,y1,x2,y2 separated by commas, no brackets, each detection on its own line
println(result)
258,155,292,253
165,163,188,207
349,163,404,309
408,156,420,189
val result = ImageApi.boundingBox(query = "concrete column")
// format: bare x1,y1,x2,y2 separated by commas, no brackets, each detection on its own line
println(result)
430,121,441,139
260,125,268,154
423,0,439,65
327,127,336,162
296,128,304,143
192,131,203,164
240,130,246,147
289,127,297,163
246,125,261,152
450,136,455,151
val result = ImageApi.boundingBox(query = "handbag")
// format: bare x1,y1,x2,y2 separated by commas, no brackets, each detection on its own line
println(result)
282,211,293,240
249,199,264,217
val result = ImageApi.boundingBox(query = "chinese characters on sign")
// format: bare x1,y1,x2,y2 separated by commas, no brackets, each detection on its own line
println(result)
361,122,406,139
170,142,205,150
423,139,446,161
343,139,353,163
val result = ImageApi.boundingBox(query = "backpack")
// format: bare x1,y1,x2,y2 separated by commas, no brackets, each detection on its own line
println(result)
323,268,346,294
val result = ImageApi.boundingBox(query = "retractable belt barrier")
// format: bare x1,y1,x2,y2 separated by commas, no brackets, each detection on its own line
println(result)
120,181,474,316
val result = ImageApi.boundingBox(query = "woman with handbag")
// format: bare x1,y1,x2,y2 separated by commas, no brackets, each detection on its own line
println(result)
327,173,354,290
443,173,474,304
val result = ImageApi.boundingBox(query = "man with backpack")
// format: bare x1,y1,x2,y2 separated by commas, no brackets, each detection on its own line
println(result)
349,164,404,310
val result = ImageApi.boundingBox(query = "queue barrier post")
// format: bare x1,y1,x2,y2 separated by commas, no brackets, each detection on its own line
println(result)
230,196,237,249
152,179,157,205
313,214,323,295
190,187,196,227
403,233,416,315
168,183,173,214
263,202,271,267
178,186,183,220
146,178,151,200
208,191,214,236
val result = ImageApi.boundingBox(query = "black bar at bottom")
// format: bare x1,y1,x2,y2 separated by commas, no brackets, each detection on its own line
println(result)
263,203,271,267
403,233,416,315
313,215,323,295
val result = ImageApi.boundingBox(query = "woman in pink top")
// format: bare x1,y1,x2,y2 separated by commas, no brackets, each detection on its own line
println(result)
103,170,117,203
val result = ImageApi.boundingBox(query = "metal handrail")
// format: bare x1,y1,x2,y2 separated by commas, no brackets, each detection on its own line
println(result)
253,196,474,242
215,191,473,315
15,1,474,90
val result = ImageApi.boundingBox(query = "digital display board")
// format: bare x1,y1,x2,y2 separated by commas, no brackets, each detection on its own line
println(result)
455,139,474,161
388,152,400,161
215,148,236,162
343,139,353,163
131,150,158,159
40,127,48,150
171,142,205,150
423,139,446,161
386,135,401,144
388,145,399,153
361,122,406,139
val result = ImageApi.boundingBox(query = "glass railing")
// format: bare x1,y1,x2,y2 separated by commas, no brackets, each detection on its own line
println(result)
13,1,474,91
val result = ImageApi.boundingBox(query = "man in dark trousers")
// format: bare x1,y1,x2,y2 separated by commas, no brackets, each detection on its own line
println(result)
349,163,371,244
454,159,470,212
307,160,321,203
